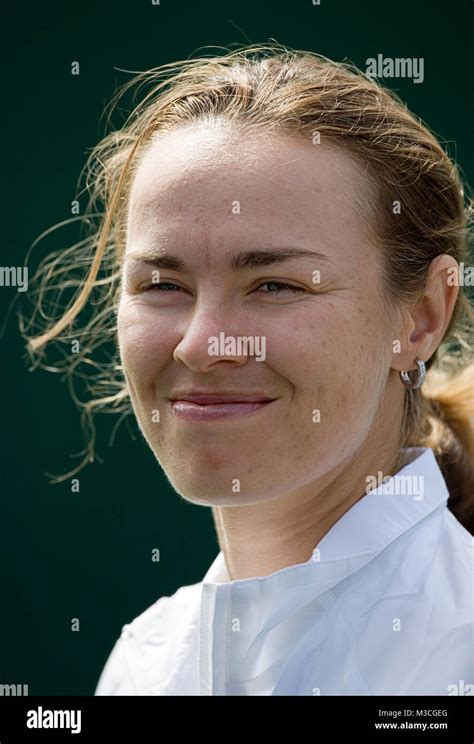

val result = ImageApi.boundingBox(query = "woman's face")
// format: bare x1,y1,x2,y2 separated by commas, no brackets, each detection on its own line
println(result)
118,122,400,506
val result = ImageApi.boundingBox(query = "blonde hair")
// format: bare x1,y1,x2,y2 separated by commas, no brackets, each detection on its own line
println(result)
21,43,474,530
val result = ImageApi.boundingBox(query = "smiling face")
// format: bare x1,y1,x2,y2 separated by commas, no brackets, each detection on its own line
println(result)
117,120,402,506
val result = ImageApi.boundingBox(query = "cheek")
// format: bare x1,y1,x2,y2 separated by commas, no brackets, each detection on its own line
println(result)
117,300,174,384
279,300,384,410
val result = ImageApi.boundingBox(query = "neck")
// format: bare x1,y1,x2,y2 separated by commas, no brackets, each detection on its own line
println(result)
212,385,407,581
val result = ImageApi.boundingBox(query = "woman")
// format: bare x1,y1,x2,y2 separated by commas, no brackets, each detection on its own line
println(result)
24,43,473,695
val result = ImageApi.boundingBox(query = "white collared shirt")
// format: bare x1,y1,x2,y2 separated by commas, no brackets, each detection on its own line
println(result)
95,447,474,695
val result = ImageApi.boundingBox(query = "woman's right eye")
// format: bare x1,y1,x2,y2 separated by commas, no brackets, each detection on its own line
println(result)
141,281,183,292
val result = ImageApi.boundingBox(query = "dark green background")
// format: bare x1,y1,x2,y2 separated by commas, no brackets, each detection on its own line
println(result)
1,0,472,695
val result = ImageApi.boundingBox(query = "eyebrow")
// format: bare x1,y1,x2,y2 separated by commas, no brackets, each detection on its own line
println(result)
126,247,332,271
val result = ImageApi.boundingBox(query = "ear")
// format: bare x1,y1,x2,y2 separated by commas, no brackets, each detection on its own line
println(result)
391,255,460,372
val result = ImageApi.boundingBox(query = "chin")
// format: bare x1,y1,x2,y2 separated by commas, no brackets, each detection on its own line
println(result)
168,476,274,507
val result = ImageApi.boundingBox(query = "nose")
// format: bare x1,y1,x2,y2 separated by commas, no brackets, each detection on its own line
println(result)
173,302,254,373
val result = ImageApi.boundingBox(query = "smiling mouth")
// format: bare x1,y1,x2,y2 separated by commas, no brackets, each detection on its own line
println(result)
168,398,277,421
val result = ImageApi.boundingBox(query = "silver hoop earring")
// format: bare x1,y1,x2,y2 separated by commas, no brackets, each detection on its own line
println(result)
400,357,426,389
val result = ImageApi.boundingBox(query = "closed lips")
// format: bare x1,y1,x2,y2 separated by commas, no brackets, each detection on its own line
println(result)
169,393,276,405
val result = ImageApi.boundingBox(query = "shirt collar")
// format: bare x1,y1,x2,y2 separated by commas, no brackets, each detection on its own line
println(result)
202,446,449,585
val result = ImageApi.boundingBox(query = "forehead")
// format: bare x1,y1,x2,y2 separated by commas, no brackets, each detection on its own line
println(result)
126,121,374,255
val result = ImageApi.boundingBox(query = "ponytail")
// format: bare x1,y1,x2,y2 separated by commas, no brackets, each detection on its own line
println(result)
420,364,474,533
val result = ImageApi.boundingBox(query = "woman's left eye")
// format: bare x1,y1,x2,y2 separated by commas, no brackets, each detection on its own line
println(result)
256,281,306,295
